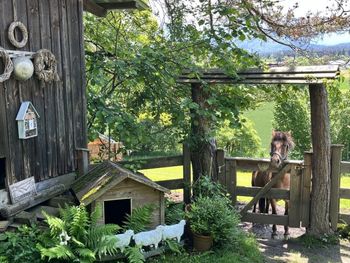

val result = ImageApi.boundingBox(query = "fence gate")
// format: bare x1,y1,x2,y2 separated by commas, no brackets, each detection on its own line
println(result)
217,151,312,228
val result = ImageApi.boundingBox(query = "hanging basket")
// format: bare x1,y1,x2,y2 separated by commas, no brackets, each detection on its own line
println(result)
8,21,28,49
0,48,14,83
34,49,59,83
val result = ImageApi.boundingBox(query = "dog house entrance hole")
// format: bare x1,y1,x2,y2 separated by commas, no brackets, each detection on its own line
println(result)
104,199,131,225
0,158,5,189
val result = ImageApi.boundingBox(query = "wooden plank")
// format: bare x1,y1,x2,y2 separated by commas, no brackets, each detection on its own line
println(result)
118,156,183,170
241,212,289,225
83,0,107,17
240,164,291,216
60,0,75,173
301,152,312,227
0,85,7,159
340,188,350,199
183,144,191,204
340,161,350,174
236,186,289,199
225,159,237,204
27,0,48,181
156,179,184,190
339,214,350,224
184,73,338,80
288,166,301,227
330,145,342,231
0,184,66,218
76,148,89,177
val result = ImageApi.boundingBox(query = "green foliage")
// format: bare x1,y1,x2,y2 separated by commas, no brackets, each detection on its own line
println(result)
122,204,155,233
296,233,339,248
148,230,263,263
186,177,240,243
338,223,350,240
186,195,240,243
272,86,311,159
0,224,44,263
38,204,120,263
216,118,263,158
165,200,185,225
124,246,145,263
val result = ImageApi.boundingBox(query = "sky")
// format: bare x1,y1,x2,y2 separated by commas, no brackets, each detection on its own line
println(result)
282,0,350,45
150,0,350,46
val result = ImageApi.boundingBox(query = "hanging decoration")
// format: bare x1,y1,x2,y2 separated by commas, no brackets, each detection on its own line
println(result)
0,48,14,83
16,101,40,139
12,56,34,81
8,21,28,49
34,49,59,82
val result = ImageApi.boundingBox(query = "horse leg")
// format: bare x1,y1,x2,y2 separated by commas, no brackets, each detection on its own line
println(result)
284,200,290,239
258,198,266,214
265,198,270,213
270,199,278,238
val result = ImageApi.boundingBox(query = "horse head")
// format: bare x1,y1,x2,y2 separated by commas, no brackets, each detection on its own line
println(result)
270,130,294,168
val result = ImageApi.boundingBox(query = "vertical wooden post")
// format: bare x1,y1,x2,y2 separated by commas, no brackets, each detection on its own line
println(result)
76,148,89,177
216,149,225,186
301,151,312,228
183,143,191,204
289,165,302,227
330,144,343,231
225,159,237,204
308,83,332,235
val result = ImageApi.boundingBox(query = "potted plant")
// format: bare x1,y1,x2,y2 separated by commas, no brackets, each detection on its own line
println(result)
185,189,240,251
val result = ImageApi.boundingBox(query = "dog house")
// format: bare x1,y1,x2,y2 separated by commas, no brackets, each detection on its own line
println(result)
71,161,169,227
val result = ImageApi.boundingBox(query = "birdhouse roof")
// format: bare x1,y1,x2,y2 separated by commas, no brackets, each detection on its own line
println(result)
71,161,169,205
16,101,40,120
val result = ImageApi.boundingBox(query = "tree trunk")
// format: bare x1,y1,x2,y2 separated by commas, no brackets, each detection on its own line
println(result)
190,83,217,184
308,84,332,236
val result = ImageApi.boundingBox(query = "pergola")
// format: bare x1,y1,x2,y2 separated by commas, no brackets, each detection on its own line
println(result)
83,0,148,17
178,64,341,231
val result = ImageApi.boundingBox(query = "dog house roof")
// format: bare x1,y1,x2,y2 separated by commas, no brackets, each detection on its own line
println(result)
71,161,169,205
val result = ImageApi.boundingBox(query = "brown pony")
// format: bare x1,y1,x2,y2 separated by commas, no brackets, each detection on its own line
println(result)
252,131,294,238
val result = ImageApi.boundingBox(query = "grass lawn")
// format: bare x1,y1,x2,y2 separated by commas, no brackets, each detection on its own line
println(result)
141,166,350,212
244,102,274,154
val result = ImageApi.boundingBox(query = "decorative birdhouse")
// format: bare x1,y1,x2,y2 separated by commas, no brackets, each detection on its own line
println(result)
16,101,40,139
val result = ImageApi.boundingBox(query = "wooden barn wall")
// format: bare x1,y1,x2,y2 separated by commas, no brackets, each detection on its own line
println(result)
0,0,87,185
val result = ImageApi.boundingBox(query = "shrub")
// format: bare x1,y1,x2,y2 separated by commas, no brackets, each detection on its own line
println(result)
0,224,44,263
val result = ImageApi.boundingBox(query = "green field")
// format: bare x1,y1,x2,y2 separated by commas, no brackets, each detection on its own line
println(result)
141,166,350,212
244,102,274,153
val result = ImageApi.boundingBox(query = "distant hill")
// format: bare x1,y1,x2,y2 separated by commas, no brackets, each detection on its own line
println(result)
239,39,350,56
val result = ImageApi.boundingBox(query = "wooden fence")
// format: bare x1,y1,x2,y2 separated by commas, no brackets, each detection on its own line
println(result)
115,144,350,228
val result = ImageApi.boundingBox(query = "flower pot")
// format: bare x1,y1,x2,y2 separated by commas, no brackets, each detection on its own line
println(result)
192,232,213,252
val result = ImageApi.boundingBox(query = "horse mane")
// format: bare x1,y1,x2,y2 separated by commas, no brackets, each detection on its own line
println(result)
272,130,295,151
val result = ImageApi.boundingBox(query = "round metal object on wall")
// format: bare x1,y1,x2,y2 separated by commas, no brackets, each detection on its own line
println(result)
12,57,34,81
8,21,28,49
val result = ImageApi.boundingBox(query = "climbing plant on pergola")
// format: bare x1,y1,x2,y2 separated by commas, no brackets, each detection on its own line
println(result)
178,64,340,236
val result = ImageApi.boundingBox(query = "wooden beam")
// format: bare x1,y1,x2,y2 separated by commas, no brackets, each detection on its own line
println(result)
156,179,184,190
340,188,350,199
83,0,107,17
236,186,289,199
340,161,350,173
330,145,343,231
241,212,289,225
118,155,183,170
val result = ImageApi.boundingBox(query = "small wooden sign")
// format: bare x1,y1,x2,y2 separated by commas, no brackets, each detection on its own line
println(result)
9,177,37,203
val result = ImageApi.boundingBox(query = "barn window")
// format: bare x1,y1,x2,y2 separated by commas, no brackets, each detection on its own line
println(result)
104,199,131,226
0,158,5,189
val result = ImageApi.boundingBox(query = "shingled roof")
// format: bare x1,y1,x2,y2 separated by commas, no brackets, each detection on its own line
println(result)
71,161,169,205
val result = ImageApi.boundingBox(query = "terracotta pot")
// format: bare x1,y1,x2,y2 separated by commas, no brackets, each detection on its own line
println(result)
192,232,213,252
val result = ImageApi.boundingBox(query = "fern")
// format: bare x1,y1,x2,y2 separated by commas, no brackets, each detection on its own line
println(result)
122,204,155,232
40,205,119,263
124,246,145,263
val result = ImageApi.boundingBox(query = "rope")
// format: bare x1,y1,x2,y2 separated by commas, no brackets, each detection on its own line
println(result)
34,49,59,82
0,48,14,83
8,21,28,49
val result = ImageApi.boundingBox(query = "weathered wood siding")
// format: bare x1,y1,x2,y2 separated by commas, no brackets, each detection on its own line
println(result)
94,179,165,228
0,0,86,186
